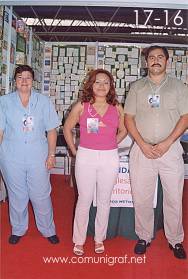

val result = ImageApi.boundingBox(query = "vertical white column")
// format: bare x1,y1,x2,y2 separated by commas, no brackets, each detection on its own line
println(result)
5,6,12,94
27,27,32,66
95,41,99,68
41,42,45,95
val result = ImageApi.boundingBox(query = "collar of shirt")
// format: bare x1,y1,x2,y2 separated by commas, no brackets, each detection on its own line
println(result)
15,90,38,113
146,74,168,87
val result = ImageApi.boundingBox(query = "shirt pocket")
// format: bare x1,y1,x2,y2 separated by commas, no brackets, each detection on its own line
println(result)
137,93,150,111
164,93,177,110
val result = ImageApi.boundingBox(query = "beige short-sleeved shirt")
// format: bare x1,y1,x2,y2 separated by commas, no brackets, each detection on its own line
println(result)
124,75,188,144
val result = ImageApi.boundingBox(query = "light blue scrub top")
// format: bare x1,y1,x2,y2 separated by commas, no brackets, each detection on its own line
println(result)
0,90,60,164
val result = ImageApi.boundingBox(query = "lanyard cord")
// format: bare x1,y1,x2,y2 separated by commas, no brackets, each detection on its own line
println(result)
148,76,168,95
17,91,31,116
88,102,108,118
26,98,31,116
88,103,98,118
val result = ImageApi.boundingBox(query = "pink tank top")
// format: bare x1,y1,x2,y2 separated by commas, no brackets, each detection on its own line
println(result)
79,102,119,150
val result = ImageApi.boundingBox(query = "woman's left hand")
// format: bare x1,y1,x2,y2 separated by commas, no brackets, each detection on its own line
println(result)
45,156,56,170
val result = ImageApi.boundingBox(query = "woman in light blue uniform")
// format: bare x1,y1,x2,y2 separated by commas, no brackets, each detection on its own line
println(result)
0,65,60,244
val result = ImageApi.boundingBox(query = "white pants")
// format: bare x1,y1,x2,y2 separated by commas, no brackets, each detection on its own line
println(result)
129,141,184,246
73,146,119,245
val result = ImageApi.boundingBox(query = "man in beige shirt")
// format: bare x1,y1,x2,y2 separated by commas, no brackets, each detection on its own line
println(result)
124,45,188,259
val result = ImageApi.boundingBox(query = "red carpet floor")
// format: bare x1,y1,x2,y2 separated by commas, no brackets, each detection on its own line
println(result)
1,176,188,279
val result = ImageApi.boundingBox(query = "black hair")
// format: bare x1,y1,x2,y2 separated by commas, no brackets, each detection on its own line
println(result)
14,65,34,80
145,45,169,61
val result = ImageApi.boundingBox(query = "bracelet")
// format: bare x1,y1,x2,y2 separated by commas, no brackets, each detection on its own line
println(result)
49,154,55,157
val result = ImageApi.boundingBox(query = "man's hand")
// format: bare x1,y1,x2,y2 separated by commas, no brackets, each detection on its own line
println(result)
140,142,160,159
152,139,172,157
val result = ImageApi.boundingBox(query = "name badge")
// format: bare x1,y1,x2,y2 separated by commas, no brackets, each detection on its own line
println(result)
22,115,34,132
148,94,160,108
87,118,99,133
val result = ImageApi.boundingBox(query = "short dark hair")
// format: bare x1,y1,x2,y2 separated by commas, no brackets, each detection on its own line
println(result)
14,65,34,80
145,45,169,61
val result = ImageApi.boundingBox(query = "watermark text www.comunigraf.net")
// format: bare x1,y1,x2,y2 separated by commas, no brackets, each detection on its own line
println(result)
42,254,146,266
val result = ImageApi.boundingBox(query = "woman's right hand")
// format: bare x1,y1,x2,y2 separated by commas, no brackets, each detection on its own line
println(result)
70,148,77,157
45,155,56,170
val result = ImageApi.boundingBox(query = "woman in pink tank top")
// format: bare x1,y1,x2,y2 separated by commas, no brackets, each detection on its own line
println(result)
64,69,127,256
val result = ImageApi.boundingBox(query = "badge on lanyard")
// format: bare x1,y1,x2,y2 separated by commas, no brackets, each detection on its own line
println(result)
87,118,99,133
22,115,34,132
148,94,160,108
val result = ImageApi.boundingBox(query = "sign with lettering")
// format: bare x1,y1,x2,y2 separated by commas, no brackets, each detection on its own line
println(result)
93,155,158,208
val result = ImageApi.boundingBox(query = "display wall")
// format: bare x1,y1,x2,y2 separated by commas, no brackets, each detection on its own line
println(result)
43,42,188,123
0,6,44,95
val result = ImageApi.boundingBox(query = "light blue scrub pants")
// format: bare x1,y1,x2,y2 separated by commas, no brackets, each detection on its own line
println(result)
1,160,56,237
